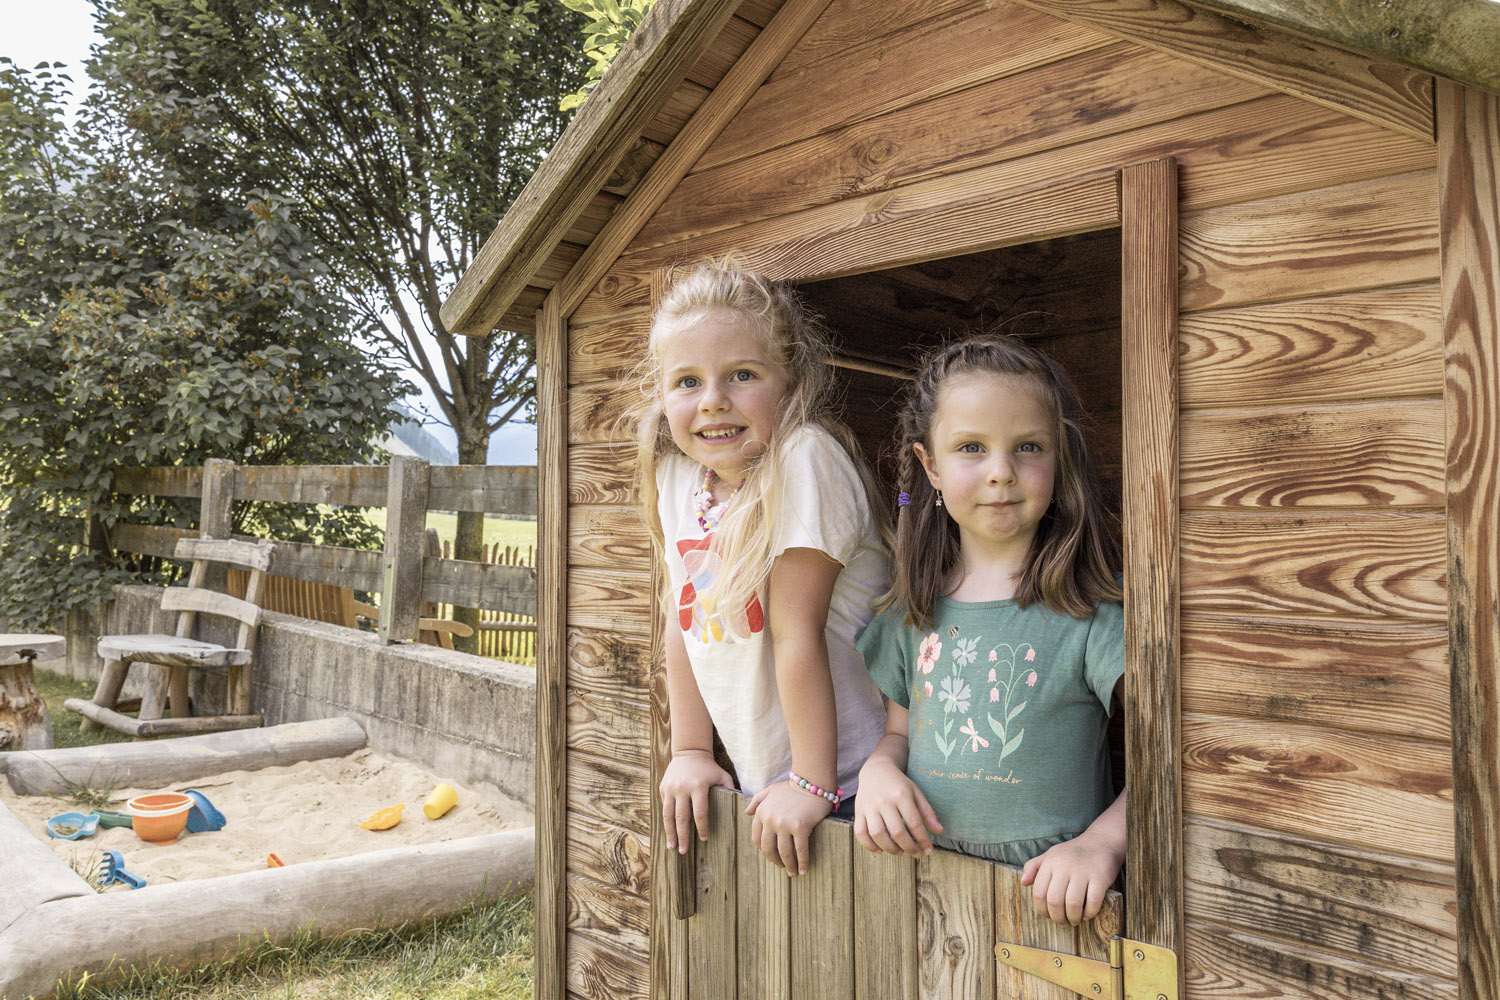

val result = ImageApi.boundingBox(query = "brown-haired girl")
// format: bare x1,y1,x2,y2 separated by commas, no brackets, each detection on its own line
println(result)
854,335,1126,925
636,260,891,876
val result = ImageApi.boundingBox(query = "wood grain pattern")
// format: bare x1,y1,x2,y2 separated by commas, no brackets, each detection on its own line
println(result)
569,379,644,445
1179,397,1446,507
570,311,651,385
686,786,737,1000
567,925,650,1000
536,293,570,1000
993,863,1079,1000
1179,508,1447,619
568,747,654,832
1185,920,1459,1000
769,0,973,80
1009,0,1433,141
789,816,854,1000
568,871,651,958
568,813,653,895
554,0,838,318
568,688,652,771
644,42,1261,252
569,443,640,507
853,850,917,1000
1183,713,1456,863
682,14,759,89
641,80,711,147
378,454,429,644
569,505,653,569
1121,158,1183,966
1179,169,1440,312
1180,611,1451,741
569,627,653,702
917,849,995,1000
567,566,654,637
627,92,1431,262
736,792,791,1000
1438,79,1500,1000
699,3,1113,173
1183,817,1457,976
1179,284,1444,407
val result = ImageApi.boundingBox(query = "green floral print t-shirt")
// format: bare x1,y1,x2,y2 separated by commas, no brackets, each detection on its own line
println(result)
856,596,1124,866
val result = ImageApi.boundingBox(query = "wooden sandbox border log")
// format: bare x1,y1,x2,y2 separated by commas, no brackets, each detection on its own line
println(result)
0,718,535,999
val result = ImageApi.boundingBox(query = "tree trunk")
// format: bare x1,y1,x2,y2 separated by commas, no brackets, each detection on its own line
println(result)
451,432,488,655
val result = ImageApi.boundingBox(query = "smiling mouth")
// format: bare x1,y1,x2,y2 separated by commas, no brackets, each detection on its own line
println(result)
697,427,744,441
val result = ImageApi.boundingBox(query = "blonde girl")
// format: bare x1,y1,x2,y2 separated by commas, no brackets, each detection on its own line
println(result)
854,335,1126,925
637,260,890,876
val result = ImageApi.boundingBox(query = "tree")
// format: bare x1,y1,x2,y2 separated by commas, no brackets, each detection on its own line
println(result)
558,0,657,110
90,0,588,650
0,57,404,631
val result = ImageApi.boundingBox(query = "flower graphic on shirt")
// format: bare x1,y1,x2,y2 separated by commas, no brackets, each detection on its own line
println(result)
985,642,1039,762
917,634,942,675
924,680,933,699
938,675,970,714
676,535,764,642
960,718,989,754
952,637,978,667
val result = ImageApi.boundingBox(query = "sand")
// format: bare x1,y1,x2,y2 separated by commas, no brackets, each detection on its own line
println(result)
0,748,532,890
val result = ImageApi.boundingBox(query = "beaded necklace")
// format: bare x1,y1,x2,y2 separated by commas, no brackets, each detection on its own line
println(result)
693,467,741,532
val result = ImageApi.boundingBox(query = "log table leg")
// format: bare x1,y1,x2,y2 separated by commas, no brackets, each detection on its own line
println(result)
0,634,66,751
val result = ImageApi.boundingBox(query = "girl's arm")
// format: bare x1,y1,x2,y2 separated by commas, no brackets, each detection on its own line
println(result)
660,620,734,853
854,701,944,855
1021,787,1127,925
744,546,841,876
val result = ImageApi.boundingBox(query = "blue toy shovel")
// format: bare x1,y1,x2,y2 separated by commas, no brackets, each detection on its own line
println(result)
46,811,99,841
183,789,226,833
96,850,147,890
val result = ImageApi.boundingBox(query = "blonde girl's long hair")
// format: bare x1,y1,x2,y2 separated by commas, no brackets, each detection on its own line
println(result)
890,335,1121,627
633,259,891,621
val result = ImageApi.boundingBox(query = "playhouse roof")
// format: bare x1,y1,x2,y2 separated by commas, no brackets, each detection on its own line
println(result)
440,0,1500,339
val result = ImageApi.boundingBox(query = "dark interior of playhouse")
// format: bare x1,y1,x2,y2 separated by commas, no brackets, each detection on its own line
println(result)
798,227,1128,785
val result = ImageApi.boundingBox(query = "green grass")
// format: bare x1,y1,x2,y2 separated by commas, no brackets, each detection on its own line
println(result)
52,893,534,1000
31,669,535,1000
35,670,133,751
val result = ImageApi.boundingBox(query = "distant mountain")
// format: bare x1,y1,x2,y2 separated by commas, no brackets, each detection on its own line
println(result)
384,406,457,465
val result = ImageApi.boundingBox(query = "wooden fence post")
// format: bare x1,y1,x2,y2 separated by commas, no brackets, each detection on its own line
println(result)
379,456,430,644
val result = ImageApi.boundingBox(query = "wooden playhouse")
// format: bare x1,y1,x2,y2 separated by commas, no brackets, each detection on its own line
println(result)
441,1,1499,997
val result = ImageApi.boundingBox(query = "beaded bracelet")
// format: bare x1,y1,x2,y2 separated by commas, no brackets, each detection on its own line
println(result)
787,770,845,808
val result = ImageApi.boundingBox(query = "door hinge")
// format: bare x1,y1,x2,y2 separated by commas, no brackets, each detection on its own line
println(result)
995,935,1177,1000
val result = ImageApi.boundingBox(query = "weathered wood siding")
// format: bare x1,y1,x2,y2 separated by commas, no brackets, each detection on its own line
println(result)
558,1,1451,997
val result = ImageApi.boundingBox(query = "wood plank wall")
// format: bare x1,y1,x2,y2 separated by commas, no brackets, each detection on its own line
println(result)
558,1,1452,997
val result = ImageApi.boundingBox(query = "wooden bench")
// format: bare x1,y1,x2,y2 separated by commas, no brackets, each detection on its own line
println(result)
65,537,275,738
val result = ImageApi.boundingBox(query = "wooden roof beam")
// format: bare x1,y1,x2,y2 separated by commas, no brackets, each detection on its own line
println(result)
440,0,746,337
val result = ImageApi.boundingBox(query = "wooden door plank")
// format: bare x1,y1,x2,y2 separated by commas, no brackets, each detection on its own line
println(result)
569,871,653,958
789,819,854,1000
1183,713,1457,863
1179,397,1446,508
536,292,570,1000
687,787,738,1000
917,850,995,1000
1437,78,1500,1000
736,795,791,1000
1180,612,1451,741
1120,158,1184,973
1180,169,1439,312
994,862,1073,1000
1183,817,1457,976
1179,508,1447,620
1180,284,1443,407
1010,0,1433,142
853,850,918,1000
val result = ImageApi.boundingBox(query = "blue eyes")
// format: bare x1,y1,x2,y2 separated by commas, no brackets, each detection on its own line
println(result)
674,370,755,389
730,370,755,382
956,441,1043,454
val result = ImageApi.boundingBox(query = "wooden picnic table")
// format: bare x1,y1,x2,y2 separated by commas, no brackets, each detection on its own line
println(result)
0,633,64,751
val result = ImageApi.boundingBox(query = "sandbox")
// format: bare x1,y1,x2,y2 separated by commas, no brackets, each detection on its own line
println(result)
0,718,534,999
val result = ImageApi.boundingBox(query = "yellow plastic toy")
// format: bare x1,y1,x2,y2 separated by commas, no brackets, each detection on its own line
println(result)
359,803,404,830
423,784,458,820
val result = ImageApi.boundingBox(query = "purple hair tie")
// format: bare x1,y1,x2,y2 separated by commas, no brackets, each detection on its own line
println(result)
897,492,911,507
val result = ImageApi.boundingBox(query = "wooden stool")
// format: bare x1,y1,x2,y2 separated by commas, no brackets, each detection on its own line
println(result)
0,633,65,751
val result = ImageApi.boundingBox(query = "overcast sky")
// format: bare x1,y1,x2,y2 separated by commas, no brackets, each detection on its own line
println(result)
0,0,537,465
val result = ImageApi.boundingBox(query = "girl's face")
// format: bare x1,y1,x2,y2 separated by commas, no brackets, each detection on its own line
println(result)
914,373,1057,563
658,307,789,484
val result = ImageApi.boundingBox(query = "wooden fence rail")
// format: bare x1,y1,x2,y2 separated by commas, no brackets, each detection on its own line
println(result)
100,457,538,643
664,787,1124,1000
439,542,537,662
